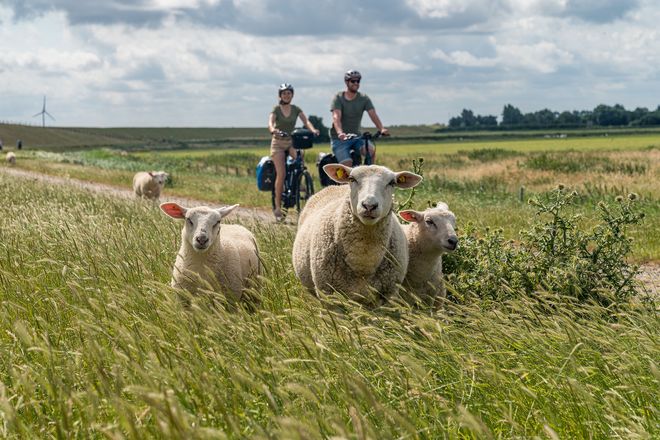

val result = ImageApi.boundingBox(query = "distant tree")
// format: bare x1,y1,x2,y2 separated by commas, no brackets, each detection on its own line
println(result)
476,115,498,126
307,115,329,142
501,104,523,125
557,111,581,126
460,109,476,127
593,104,629,126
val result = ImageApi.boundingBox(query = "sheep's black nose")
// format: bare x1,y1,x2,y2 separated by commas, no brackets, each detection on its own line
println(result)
196,235,209,246
447,236,458,249
362,201,378,212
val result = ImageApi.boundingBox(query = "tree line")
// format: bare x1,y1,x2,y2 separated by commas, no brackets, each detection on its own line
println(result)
447,103,660,130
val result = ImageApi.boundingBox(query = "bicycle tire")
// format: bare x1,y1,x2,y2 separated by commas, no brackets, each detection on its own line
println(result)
296,171,315,212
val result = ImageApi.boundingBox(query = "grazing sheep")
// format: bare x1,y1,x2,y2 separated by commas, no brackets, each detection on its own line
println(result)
292,164,422,307
399,202,458,307
133,171,168,200
6,152,16,165
160,202,261,301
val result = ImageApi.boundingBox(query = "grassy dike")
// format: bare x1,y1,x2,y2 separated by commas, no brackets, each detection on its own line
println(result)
0,172,658,438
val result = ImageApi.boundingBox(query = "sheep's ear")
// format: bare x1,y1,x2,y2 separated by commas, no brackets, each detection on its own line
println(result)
148,171,155,177
160,202,187,218
217,204,239,218
399,210,422,223
393,172,423,189
324,164,352,184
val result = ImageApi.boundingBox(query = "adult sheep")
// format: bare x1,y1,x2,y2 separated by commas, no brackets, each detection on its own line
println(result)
399,202,458,307
133,171,168,200
6,152,16,165
292,164,422,308
160,202,261,302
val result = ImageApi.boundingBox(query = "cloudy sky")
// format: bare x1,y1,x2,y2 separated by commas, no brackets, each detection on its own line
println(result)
1,0,658,127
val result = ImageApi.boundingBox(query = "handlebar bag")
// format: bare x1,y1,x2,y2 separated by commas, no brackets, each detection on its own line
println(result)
291,128,314,149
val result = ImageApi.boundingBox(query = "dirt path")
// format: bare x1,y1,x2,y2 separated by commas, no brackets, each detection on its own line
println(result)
0,166,284,225
2,166,658,297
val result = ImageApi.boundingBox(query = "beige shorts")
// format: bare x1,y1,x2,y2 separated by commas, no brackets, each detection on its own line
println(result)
270,136,293,156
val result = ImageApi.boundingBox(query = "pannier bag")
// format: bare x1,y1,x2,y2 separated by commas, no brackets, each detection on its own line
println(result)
256,156,275,191
291,128,314,150
317,152,340,187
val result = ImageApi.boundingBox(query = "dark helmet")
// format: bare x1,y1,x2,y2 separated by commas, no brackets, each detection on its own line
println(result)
278,83,294,95
344,70,362,81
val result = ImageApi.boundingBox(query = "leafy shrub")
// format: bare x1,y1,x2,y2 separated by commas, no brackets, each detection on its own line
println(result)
444,186,645,306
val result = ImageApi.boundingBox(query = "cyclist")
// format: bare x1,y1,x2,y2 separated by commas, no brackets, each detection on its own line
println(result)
268,83,320,221
330,70,389,166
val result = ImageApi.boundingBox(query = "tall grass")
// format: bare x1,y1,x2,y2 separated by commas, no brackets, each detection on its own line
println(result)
0,174,658,438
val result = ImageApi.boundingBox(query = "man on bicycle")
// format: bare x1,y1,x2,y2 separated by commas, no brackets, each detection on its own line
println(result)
330,70,389,166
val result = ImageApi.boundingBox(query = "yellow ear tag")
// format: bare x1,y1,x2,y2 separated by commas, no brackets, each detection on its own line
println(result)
397,175,406,183
337,168,345,179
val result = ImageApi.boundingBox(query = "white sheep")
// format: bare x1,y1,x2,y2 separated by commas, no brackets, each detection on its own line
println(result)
292,164,423,308
399,202,458,307
133,171,168,200
6,152,16,165
160,202,261,302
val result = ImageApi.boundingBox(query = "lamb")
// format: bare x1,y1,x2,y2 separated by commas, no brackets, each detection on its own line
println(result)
399,202,458,307
160,202,261,302
133,171,169,200
6,152,16,165
292,164,423,308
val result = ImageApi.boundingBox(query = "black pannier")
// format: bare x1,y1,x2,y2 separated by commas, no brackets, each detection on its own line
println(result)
317,152,340,187
291,128,314,149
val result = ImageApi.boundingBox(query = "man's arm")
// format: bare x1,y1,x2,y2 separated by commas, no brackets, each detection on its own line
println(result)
366,109,389,135
332,109,347,140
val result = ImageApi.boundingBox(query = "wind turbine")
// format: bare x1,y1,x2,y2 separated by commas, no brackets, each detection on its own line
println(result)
33,95,55,127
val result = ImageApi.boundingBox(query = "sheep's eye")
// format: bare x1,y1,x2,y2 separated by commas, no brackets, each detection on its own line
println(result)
214,221,221,227
388,179,396,186
425,219,435,227
348,176,357,183
186,218,193,226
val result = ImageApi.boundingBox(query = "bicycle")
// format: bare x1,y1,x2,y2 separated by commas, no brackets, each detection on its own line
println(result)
317,130,388,187
272,129,315,216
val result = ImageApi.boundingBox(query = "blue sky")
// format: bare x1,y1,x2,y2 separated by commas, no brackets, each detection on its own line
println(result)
0,0,658,127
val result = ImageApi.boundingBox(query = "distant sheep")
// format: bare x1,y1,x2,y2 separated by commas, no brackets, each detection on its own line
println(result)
160,202,261,302
6,152,16,165
399,202,458,307
133,171,168,200
292,164,422,308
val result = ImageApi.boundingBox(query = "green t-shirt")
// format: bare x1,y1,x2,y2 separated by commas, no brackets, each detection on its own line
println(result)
271,104,302,134
330,92,374,139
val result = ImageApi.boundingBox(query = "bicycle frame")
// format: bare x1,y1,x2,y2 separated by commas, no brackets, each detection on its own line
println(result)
272,131,315,213
346,131,382,166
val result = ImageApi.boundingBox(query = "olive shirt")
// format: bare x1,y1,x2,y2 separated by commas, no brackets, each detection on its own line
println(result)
271,104,302,134
329,92,375,139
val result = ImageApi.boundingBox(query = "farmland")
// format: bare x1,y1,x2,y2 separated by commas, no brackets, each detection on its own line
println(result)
5,128,660,260
0,125,659,437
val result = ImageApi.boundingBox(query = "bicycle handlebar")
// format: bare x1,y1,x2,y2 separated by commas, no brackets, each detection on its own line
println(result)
343,130,389,141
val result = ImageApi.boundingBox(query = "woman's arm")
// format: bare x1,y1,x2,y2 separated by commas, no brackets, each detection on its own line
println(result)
299,111,320,136
268,112,277,134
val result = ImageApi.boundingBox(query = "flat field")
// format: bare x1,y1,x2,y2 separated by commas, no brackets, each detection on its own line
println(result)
0,169,658,438
6,131,660,260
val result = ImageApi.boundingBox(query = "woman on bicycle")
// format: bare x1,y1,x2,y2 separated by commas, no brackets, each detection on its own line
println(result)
268,83,320,221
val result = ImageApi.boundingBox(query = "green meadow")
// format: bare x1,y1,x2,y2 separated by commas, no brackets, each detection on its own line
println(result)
0,169,658,438
7,131,660,260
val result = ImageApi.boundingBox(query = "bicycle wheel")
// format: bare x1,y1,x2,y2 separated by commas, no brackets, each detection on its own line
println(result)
296,171,315,212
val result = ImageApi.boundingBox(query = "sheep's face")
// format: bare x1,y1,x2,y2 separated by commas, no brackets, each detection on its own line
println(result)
324,164,423,226
149,171,169,187
400,203,458,252
160,203,239,253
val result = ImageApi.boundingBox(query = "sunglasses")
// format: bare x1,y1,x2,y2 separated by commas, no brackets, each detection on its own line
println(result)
348,79,361,84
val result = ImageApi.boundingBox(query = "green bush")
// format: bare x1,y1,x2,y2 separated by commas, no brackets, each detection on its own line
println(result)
444,186,645,306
